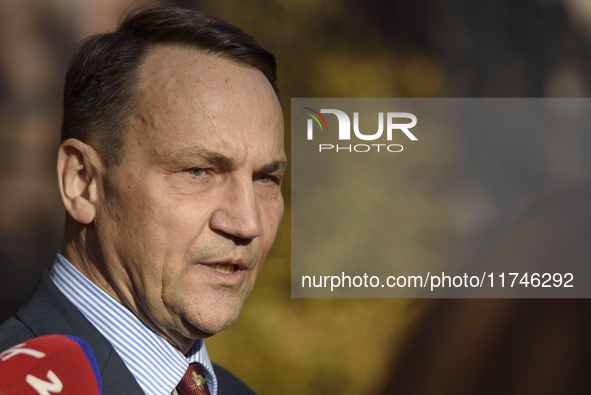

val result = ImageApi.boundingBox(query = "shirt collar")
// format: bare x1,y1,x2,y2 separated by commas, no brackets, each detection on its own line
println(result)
50,253,218,395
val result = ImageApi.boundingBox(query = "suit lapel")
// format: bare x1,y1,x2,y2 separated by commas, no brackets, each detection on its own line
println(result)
17,270,145,395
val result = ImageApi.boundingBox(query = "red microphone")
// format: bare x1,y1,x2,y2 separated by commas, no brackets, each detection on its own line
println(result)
0,334,101,395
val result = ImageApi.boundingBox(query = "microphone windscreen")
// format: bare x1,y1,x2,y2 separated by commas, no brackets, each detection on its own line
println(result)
0,334,101,395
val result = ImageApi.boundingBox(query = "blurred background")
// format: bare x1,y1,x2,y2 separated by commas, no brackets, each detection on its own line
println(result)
1,0,591,394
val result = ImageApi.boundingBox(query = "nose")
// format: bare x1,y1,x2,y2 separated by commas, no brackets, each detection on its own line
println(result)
209,176,261,241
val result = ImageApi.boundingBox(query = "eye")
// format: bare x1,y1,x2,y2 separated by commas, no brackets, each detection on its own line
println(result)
255,174,278,184
187,168,205,177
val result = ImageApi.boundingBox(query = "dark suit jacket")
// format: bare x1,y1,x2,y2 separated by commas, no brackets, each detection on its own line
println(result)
0,270,255,395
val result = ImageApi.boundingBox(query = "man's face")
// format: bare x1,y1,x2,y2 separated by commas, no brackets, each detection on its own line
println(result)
94,47,286,348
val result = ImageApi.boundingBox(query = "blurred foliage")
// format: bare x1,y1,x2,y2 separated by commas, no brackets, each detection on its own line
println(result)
4,0,591,393
196,0,450,394
0,0,451,393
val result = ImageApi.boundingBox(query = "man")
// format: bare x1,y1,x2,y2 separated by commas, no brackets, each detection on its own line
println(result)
0,7,287,395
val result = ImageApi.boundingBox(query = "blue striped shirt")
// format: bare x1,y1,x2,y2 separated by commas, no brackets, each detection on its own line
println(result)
50,253,218,395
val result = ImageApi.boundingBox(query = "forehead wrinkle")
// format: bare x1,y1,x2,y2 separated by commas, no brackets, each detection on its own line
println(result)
135,49,208,124
131,46,284,168
137,46,278,123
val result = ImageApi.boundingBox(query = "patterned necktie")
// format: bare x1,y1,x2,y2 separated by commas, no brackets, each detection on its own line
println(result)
172,363,211,395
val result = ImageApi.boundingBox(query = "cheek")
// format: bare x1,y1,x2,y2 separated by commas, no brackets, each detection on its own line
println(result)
145,191,218,277
99,174,187,267
135,179,207,235
154,196,214,244
257,196,284,251
264,194,285,228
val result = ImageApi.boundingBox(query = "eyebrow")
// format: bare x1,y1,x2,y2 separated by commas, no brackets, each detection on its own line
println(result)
164,146,288,173
259,160,289,174
163,147,237,168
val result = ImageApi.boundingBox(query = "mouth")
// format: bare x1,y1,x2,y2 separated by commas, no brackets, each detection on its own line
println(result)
212,263,237,274
194,259,249,286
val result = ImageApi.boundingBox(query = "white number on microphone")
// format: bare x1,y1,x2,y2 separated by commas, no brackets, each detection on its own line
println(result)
26,370,64,395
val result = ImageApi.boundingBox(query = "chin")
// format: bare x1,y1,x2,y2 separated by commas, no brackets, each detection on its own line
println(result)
188,315,239,337
194,321,235,338
185,299,243,336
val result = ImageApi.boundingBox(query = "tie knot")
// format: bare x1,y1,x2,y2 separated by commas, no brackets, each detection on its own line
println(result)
173,363,211,395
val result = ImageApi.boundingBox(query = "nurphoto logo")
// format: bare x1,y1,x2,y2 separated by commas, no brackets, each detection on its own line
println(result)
302,107,417,153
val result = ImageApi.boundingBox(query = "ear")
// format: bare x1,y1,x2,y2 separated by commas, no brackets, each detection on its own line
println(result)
57,138,105,225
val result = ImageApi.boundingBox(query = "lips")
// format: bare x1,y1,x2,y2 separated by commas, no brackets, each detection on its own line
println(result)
212,263,236,274
192,259,249,287
199,258,249,273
